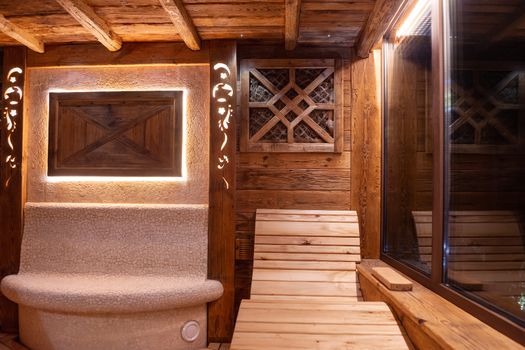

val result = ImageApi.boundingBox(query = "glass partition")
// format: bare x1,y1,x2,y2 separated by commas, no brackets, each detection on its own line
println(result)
382,0,525,335
445,0,525,325
383,0,434,275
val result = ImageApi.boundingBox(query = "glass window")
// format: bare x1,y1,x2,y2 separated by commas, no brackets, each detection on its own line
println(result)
383,0,434,274
445,0,525,325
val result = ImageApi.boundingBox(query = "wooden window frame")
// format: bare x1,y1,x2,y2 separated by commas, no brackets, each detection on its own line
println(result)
380,0,525,344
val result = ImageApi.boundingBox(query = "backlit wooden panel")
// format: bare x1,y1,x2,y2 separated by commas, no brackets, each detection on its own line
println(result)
48,91,183,177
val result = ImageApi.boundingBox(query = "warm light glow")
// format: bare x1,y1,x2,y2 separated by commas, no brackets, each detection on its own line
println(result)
46,176,186,183
3,66,23,188
45,88,189,183
396,0,431,38
213,62,233,190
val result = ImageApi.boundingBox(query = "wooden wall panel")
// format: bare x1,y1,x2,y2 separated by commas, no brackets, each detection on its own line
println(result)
47,91,183,177
208,40,237,343
350,50,382,259
0,47,26,333
234,45,362,318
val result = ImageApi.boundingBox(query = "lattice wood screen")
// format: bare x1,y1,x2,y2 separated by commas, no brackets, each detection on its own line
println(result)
450,69,524,153
240,59,343,152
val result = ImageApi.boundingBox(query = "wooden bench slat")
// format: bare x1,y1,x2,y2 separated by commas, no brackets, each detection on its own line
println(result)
251,281,361,297
256,213,359,223
254,252,361,262
255,221,360,237
236,306,394,324
252,269,357,282
234,322,403,335
253,260,356,271
254,244,360,254
239,300,389,310
249,295,363,303
256,209,357,216
255,236,360,246
231,333,408,350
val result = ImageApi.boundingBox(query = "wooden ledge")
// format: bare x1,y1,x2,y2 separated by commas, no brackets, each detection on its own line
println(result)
357,260,523,350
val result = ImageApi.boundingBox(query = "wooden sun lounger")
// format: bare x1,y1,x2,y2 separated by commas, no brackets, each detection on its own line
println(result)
230,209,410,350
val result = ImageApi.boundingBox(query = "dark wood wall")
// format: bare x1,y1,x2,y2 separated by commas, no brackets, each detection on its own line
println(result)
233,45,382,313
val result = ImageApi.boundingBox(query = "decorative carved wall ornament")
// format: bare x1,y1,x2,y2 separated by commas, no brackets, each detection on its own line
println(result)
212,62,233,189
241,59,343,152
3,66,23,188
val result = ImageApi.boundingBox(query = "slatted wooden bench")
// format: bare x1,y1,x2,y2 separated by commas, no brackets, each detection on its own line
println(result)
231,209,410,350
413,211,525,297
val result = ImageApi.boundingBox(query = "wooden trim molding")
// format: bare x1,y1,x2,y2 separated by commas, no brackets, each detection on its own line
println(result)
158,0,201,51
284,0,302,50
356,0,405,59
208,40,237,342
0,47,26,333
0,14,44,53
55,0,122,51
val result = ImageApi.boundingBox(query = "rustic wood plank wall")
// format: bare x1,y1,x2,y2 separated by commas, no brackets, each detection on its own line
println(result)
234,46,382,316
0,47,26,333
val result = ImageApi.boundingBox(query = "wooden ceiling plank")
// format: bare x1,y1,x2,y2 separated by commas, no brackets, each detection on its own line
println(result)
285,0,302,50
355,0,405,58
0,14,44,53
158,0,201,51
55,0,122,51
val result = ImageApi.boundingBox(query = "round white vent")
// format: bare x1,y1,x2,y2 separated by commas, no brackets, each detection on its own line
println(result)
181,320,200,342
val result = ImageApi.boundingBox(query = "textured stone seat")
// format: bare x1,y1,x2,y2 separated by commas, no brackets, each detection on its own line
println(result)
0,203,222,350
2,274,222,314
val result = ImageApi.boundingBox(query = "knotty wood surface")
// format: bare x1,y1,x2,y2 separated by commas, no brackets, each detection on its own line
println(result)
0,1,375,47
234,47,383,320
234,45,355,317
231,300,410,350
372,267,413,291
350,51,382,260
358,259,525,348
251,209,362,302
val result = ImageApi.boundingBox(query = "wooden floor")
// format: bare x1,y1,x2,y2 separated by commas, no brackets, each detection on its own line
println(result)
0,334,27,350
231,300,409,350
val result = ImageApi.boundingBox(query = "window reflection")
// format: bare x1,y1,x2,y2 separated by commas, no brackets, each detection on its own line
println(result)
383,1,433,274
445,0,525,325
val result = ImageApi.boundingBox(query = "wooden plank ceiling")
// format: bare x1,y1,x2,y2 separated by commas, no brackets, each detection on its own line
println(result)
0,0,376,51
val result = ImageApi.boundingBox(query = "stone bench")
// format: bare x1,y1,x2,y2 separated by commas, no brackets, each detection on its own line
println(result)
1,203,223,350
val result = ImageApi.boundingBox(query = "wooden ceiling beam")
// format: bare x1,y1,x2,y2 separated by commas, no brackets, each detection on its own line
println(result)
0,14,44,53
55,0,122,51
356,0,404,58
158,0,201,51
285,0,302,50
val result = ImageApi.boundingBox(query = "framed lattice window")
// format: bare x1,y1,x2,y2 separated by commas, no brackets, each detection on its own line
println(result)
240,59,343,152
